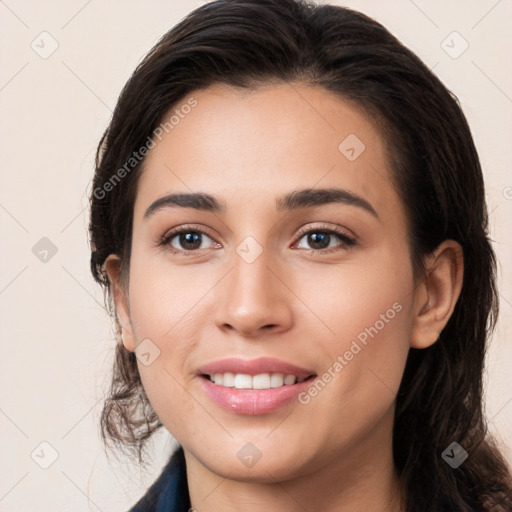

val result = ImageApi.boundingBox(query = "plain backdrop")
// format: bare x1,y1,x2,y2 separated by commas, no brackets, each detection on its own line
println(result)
0,1,511,510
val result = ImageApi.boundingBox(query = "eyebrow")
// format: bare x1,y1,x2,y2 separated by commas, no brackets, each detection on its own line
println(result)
143,187,378,219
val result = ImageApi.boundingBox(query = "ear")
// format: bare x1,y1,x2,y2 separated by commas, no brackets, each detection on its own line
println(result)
410,240,464,349
104,255,136,352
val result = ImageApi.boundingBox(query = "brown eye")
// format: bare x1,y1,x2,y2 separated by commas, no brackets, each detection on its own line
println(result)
304,232,332,250
160,226,219,254
295,228,356,252
174,232,203,251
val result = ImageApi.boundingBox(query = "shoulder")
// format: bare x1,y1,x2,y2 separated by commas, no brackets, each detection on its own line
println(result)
128,447,191,512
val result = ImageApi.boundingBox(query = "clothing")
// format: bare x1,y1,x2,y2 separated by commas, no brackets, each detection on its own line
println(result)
129,446,191,512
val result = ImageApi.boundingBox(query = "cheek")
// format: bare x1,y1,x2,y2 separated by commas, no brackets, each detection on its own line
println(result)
302,242,413,343
304,244,414,398
126,247,236,433
127,246,213,339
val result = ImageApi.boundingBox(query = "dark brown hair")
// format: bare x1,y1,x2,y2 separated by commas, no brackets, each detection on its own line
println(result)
89,1,512,510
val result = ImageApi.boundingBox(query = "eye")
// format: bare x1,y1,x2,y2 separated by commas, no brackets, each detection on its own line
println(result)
294,225,356,253
158,223,356,256
159,225,219,255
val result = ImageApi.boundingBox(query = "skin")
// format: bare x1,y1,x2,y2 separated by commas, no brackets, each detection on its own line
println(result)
106,82,463,512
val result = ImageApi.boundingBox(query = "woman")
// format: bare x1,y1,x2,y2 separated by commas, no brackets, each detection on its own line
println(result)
89,0,512,510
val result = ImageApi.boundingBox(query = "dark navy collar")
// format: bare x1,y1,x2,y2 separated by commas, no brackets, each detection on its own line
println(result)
129,446,191,512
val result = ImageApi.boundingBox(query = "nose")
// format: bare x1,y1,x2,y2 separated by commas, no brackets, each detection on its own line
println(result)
214,249,294,339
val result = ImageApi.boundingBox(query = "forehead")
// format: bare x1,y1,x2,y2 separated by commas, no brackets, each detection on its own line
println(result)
134,82,400,221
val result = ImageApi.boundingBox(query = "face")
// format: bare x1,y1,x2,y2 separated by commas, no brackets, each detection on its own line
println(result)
114,82,419,482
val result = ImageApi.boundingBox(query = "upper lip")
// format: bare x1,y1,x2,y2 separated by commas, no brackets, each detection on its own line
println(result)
197,357,316,378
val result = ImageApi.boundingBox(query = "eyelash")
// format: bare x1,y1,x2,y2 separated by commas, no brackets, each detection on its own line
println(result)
158,223,357,256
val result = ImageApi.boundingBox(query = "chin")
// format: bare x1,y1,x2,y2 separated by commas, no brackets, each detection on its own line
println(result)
196,445,314,483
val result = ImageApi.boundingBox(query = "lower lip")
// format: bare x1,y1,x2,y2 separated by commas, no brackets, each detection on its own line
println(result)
199,376,315,415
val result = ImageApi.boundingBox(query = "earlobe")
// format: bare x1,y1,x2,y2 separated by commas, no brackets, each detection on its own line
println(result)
104,255,136,352
410,240,464,349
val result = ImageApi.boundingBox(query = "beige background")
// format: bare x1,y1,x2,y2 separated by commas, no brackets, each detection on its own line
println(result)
0,0,511,510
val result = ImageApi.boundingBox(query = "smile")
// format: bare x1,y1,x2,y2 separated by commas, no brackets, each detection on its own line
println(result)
204,372,312,389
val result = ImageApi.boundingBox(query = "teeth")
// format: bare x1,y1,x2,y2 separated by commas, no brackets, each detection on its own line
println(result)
252,373,271,389
270,373,285,388
284,374,296,385
209,372,304,389
223,372,235,387
234,374,252,389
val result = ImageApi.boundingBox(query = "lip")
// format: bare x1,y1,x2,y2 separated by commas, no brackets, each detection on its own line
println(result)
199,376,315,415
196,357,317,415
197,357,315,378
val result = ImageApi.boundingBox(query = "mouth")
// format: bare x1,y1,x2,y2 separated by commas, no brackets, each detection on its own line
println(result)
196,357,317,415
